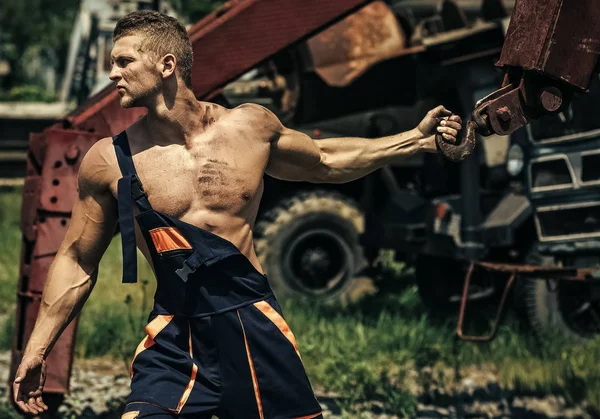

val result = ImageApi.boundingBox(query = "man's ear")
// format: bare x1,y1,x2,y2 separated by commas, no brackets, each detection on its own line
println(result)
161,54,176,80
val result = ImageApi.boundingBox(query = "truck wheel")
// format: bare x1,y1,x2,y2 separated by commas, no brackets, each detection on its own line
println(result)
523,252,600,343
524,275,600,343
254,190,375,304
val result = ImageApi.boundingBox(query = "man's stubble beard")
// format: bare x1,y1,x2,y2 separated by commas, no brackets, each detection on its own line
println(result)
119,91,146,109
120,96,135,108
120,82,161,109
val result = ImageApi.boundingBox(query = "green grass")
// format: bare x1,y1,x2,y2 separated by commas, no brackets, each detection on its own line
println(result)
0,188,24,313
1,187,600,417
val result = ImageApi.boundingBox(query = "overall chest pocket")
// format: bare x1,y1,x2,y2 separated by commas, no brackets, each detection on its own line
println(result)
148,227,197,279
149,227,193,254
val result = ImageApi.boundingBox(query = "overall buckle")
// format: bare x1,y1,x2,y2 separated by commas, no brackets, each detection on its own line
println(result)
175,259,196,282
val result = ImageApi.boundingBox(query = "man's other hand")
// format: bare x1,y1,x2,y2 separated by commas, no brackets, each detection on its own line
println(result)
13,354,48,414
416,105,462,153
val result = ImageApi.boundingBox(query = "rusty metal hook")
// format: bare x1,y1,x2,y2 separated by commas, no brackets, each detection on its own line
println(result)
436,119,477,162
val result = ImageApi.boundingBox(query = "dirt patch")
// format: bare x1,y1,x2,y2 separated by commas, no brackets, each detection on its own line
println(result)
0,351,593,418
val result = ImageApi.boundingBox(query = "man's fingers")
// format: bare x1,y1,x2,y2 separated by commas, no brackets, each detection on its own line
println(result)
429,105,452,118
13,381,46,414
27,397,41,414
32,399,46,412
36,396,48,410
443,121,462,131
22,396,38,414
29,393,47,411
15,400,31,414
434,105,452,116
12,381,19,400
437,126,458,137
449,114,462,122
441,133,457,143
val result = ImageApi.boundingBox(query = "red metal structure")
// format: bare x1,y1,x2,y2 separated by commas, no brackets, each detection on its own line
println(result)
463,0,600,141
9,0,600,408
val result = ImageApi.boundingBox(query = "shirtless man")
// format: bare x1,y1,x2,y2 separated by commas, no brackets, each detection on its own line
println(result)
13,10,462,419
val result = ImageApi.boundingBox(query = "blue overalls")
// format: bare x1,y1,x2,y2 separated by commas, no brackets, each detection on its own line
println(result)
113,131,323,419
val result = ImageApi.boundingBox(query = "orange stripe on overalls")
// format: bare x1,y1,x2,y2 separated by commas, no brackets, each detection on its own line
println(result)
149,227,193,253
237,310,264,419
254,300,302,360
130,315,174,377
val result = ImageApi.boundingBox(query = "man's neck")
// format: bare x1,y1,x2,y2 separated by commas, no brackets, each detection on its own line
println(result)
144,87,208,146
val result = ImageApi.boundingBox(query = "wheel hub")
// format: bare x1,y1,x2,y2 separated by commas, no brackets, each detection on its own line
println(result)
282,228,353,296
300,247,331,277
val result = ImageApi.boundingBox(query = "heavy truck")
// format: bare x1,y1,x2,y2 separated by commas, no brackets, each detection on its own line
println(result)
7,0,600,414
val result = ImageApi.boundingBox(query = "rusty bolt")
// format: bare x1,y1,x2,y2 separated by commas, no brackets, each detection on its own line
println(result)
539,86,563,112
65,145,80,165
496,106,512,123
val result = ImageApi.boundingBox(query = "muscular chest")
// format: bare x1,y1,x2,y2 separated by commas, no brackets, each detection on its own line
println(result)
128,136,267,217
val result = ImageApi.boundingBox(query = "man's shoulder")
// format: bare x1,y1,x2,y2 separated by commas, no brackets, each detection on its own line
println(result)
231,102,276,119
228,103,282,134
78,136,120,190
84,136,118,162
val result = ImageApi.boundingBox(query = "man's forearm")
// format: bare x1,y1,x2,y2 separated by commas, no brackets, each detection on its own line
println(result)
313,128,429,183
24,253,96,358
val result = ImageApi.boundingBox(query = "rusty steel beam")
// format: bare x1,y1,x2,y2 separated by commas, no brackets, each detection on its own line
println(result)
456,261,597,342
186,0,371,98
497,0,600,91
456,264,517,342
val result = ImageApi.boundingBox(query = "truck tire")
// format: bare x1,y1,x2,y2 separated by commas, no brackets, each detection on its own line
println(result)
524,276,598,343
523,252,599,343
254,190,375,304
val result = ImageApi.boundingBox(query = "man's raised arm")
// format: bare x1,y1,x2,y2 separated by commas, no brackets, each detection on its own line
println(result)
260,104,462,184
13,138,119,415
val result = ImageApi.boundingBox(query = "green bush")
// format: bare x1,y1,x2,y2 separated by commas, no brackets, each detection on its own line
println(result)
0,85,57,102
0,312,15,350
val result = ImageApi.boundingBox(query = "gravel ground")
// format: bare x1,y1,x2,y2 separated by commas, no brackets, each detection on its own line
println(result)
0,352,593,418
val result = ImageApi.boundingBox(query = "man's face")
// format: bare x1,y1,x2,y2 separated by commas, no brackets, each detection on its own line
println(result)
109,35,161,108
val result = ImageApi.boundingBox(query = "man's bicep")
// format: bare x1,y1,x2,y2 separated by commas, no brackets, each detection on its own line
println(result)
265,127,327,182
58,142,118,272
61,188,117,270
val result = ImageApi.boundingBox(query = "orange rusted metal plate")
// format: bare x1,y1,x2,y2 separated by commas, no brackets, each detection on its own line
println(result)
20,177,42,243
307,1,408,87
27,133,46,177
32,219,70,260
28,255,54,293
477,261,596,280
38,129,100,213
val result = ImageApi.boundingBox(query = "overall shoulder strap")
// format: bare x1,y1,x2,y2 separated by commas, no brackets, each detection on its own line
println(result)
113,131,151,284
113,131,152,211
